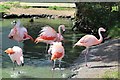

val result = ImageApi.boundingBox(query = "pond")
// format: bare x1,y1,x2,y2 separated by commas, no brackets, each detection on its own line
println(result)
1,18,84,78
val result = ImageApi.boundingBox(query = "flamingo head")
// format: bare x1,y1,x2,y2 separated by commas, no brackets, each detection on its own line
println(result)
99,27,106,32
73,42,81,48
4,48,15,55
59,25,65,34
34,37,43,44
11,20,17,26
8,27,17,39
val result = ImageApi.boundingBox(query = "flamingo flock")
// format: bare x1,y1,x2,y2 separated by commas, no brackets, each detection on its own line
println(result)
4,20,106,71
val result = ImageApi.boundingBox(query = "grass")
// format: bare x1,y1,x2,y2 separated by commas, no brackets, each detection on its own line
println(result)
102,70,119,79
0,1,31,12
48,6,74,10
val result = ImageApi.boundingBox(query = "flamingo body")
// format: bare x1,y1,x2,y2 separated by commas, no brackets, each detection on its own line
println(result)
8,20,33,42
35,26,57,44
75,35,101,47
35,25,65,44
48,42,64,68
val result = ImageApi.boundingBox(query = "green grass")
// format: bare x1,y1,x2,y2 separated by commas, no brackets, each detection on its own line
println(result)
48,6,74,10
102,71,119,79
0,1,31,12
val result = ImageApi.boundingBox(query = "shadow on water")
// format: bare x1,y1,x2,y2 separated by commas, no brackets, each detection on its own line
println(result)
2,18,84,78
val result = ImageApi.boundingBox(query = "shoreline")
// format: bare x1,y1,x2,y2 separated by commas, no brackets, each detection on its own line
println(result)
69,38,119,78
2,8,75,19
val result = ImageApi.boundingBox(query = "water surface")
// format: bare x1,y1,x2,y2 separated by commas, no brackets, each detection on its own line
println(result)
1,18,84,78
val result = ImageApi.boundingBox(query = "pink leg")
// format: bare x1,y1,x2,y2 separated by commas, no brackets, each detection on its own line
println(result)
84,48,89,67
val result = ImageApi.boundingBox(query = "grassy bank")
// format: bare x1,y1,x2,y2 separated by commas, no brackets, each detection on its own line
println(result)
102,71,119,79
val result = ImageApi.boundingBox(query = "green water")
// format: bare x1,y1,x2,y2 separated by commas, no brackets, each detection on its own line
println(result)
1,18,84,78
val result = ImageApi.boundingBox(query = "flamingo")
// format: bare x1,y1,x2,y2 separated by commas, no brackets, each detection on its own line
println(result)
73,27,106,67
48,42,65,69
34,25,65,53
8,20,34,42
4,46,24,70
35,25,65,44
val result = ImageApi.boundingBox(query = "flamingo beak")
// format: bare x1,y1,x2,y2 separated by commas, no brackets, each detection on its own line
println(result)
103,29,106,32
34,38,39,44
73,44,76,48
62,30,65,34
21,63,24,66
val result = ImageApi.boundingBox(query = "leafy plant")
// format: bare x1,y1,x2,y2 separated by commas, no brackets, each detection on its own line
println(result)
48,6,72,10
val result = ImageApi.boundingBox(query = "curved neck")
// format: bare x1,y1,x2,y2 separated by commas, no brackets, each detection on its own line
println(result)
98,29,103,44
58,26,62,34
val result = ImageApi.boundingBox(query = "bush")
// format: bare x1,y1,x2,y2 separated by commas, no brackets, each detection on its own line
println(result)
48,6,69,10
108,25,120,38
73,2,120,38
21,5,32,9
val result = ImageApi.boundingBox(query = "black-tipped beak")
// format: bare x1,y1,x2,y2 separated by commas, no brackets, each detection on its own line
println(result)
8,36,13,39
22,63,24,66
62,31,65,34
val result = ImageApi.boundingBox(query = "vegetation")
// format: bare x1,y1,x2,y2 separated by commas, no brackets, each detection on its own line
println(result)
48,6,74,10
0,1,31,12
74,2,120,38
102,71,119,79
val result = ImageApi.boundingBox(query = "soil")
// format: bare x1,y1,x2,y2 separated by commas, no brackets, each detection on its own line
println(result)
7,8,75,17
70,38,119,78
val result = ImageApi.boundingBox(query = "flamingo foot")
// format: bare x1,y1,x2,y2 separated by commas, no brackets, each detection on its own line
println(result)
85,64,91,68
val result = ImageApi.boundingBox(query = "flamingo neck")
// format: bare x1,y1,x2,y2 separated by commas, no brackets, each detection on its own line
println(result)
98,29,103,44
58,26,62,35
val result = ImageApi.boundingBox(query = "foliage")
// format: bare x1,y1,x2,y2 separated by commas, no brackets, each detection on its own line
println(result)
108,25,120,38
48,6,73,10
74,2,120,38
0,1,31,12
21,5,32,9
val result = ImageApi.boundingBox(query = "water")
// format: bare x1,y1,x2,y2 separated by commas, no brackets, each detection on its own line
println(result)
1,18,84,78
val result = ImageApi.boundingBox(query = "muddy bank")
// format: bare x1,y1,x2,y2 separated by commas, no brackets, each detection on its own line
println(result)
69,38,119,78
2,8,75,19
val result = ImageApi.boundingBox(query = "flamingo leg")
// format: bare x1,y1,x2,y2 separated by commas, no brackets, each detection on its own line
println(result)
59,59,61,68
53,60,56,69
46,44,51,60
85,48,89,67
59,59,64,77
45,44,49,54
13,61,16,71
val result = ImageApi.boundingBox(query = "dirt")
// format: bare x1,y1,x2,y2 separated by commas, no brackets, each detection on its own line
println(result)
70,38,119,78
7,8,75,17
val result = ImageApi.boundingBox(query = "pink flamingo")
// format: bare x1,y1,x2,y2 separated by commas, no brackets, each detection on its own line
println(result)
48,42,65,69
4,46,24,70
34,25,65,53
8,20,34,42
35,25,65,44
73,27,106,67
